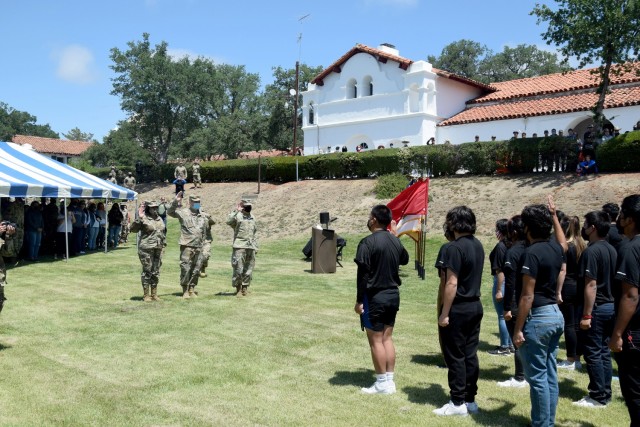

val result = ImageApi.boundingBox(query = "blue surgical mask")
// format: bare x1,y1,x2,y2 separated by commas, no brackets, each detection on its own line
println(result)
193,203,201,210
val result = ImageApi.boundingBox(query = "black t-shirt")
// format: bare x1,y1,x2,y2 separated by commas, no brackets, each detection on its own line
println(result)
503,241,526,312
613,235,640,330
489,240,508,276
354,230,410,302
607,225,628,253
442,234,484,301
434,242,451,277
564,242,580,288
578,240,617,305
520,240,563,308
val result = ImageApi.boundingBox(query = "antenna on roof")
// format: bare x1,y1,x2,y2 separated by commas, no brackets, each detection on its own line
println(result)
297,13,310,62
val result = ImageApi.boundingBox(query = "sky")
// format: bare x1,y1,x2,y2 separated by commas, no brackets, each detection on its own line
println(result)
1,0,554,143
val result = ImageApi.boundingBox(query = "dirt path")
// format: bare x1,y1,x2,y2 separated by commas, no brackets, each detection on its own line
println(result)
133,173,640,244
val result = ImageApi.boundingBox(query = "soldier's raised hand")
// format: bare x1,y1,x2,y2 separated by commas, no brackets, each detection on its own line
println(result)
138,202,146,218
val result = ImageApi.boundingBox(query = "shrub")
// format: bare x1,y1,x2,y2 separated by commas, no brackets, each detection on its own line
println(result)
598,131,640,172
374,173,410,199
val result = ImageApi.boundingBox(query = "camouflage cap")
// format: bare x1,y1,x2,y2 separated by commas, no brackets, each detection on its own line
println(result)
189,195,201,203
146,200,159,208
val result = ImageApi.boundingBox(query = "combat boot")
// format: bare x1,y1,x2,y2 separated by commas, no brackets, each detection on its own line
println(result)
151,286,160,301
143,285,152,302
199,267,207,278
188,285,198,297
234,284,241,295
241,285,248,296
182,285,190,299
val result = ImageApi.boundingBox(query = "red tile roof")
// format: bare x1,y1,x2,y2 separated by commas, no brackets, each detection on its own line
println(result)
12,135,95,156
473,63,640,104
439,85,640,126
311,44,494,91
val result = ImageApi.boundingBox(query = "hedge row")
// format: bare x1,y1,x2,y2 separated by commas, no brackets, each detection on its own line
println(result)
84,132,640,183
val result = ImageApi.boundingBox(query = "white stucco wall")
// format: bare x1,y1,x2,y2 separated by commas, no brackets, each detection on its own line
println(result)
302,46,640,155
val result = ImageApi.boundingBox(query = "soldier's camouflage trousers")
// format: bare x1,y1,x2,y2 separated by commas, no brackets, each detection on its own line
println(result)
179,245,201,288
231,248,255,288
138,248,163,287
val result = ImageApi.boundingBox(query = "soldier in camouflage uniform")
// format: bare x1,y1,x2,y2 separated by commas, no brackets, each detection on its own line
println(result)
174,161,188,182
123,172,136,190
1,198,24,260
226,199,258,296
130,201,166,302
191,159,202,189
197,210,215,278
108,165,118,185
168,192,214,298
0,221,17,313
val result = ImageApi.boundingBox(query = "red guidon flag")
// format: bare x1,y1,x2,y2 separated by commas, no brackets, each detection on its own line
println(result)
386,178,429,242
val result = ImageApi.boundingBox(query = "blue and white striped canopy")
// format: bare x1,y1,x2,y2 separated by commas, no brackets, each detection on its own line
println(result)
0,141,136,200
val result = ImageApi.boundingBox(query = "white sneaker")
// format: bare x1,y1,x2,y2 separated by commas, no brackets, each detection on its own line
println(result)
557,360,576,370
386,380,397,394
433,401,468,416
497,377,528,388
465,401,479,414
572,396,605,408
361,381,395,395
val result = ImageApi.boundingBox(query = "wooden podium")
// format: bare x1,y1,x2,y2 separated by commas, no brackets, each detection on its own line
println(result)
311,227,337,274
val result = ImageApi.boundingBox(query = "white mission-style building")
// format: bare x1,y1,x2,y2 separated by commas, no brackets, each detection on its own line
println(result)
301,43,640,155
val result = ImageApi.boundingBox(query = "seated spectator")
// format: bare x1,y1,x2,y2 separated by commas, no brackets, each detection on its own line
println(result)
474,135,480,142
576,155,598,176
602,128,613,142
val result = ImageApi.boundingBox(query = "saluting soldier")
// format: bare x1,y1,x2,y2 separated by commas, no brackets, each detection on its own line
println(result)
130,201,166,302
197,210,215,278
226,199,258,296
192,159,202,189
167,192,214,298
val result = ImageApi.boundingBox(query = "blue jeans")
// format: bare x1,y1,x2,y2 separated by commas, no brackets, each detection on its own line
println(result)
492,276,512,347
519,304,564,427
582,302,614,404
26,230,42,260
108,225,121,249
87,227,99,250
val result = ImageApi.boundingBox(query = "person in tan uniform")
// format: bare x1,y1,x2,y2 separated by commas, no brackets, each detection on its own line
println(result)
197,210,215,278
226,199,258,296
130,201,166,302
191,159,202,189
123,172,136,190
168,192,214,298
0,220,17,313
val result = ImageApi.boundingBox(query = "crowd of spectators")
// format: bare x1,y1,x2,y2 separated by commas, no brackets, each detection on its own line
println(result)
0,197,133,262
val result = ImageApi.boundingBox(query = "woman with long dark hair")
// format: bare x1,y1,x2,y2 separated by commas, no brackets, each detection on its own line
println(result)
557,215,587,370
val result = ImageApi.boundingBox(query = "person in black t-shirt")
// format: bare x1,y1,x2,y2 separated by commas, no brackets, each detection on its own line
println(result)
609,194,640,426
574,211,617,407
433,206,484,417
354,205,409,395
435,224,455,365
497,215,528,388
488,219,513,355
557,216,587,370
602,202,629,252
513,198,567,427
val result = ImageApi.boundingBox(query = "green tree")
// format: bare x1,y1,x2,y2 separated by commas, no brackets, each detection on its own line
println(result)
261,64,324,152
63,127,96,142
532,0,640,136
478,44,571,82
110,33,205,164
0,102,59,141
427,39,490,81
82,121,151,168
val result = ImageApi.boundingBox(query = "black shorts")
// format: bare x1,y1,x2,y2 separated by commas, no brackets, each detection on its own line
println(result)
361,288,400,332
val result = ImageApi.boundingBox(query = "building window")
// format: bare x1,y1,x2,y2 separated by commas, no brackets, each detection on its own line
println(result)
347,78,357,99
363,76,373,96
308,103,314,125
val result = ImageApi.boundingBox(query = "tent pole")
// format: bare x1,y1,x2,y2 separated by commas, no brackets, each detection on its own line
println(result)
105,198,109,254
63,200,69,262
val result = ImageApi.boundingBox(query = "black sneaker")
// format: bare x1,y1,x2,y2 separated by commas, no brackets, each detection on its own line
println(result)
487,346,511,356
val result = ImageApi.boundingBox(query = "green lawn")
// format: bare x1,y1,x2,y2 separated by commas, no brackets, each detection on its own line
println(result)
0,221,629,426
